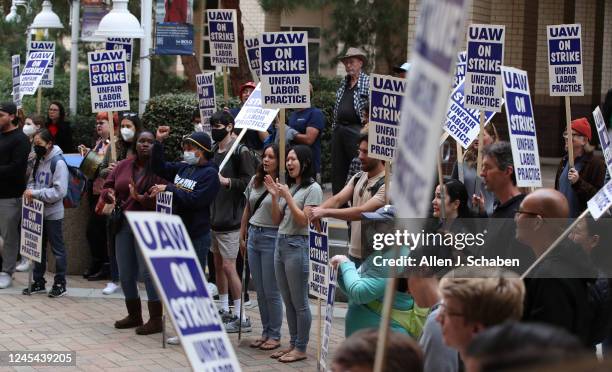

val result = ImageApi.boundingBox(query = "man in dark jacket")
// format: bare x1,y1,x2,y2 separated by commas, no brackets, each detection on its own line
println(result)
209,111,256,332
516,188,598,346
555,117,606,218
0,102,30,289
151,127,220,271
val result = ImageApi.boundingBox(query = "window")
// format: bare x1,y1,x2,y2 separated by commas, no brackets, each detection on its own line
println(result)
201,0,220,72
280,26,321,75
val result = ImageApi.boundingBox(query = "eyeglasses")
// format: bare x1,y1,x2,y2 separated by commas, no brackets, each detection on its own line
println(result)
514,209,541,217
122,112,138,118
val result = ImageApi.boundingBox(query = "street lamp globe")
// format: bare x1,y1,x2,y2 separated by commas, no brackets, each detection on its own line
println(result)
30,0,64,29
95,0,144,39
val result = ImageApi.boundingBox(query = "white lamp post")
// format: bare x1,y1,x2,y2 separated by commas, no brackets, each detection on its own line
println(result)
95,0,144,38
30,0,64,29
69,1,80,115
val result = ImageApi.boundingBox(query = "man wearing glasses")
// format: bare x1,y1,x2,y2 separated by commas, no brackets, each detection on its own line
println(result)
555,117,606,218
515,188,597,346
436,267,525,364
308,132,385,267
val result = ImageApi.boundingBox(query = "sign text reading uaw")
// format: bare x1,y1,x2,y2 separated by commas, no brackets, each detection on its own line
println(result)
196,73,216,132
19,52,53,96
245,36,261,81
368,74,406,161
453,51,467,89
502,67,542,187
125,212,241,372
20,198,44,263
465,25,505,112
234,83,279,132
106,38,133,83
207,10,239,67
309,220,329,301
29,41,55,88
594,107,612,176
88,50,130,113
547,24,583,96
260,32,310,109
392,0,469,218
12,55,21,108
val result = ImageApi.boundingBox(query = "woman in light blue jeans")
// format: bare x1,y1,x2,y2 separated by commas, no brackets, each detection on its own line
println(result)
267,145,323,363
240,144,282,350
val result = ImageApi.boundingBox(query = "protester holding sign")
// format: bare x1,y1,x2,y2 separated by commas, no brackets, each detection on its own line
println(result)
45,101,74,154
240,143,283,350
331,48,370,195
267,145,322,363
101,131,167,334
555,118,605,218
150,127,220,279
229,81,270,152
0,102,30,289
22,130,69,297
209,111,256,331
451,124,499,215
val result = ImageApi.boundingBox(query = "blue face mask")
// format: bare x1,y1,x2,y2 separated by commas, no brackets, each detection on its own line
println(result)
183,151,199,165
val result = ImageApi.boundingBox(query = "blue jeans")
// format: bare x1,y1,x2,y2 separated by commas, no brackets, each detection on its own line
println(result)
33,219,67,285
115,221,158,301
192,231,211,270
275,234,311,352
248,225,282,340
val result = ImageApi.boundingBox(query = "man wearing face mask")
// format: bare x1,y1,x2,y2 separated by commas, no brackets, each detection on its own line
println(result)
209,111,257,330
0,102,31,289
150,127,220,274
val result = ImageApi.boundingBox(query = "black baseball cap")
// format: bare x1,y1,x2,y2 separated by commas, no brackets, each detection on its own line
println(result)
184,131,213,153
0,102,17,115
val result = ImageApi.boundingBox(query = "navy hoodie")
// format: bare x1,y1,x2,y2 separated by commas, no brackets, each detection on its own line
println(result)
151,141,220,238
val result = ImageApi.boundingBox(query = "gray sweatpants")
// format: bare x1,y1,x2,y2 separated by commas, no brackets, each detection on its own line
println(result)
0,198,22,275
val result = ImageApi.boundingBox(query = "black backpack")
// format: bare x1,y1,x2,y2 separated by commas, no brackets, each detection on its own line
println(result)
214,143,261,173
352,171,385,196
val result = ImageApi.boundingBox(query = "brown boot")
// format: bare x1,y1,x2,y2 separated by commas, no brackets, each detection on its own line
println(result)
114,298,143,329
135,300,163,335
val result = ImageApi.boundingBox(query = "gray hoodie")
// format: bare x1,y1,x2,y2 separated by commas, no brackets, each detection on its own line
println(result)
27,145,68,220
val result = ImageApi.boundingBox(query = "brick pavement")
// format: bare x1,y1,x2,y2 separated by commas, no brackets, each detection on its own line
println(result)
0,272,346,371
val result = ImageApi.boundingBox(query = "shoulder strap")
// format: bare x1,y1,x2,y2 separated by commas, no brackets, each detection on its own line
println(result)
352,171,364,187
250,190,269,216
50,154,65,174
370,176,386,195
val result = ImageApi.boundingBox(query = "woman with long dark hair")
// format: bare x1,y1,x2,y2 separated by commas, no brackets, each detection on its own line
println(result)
22,129,69,297
240,144,283,350
431,178,472,223
45,101,73,153
267,145,323,363
99,131,167,335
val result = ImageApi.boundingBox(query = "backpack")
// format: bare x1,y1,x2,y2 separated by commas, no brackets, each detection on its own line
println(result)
352,171,385,196
586,277,612,345
215,143,261,174
50,155,87,208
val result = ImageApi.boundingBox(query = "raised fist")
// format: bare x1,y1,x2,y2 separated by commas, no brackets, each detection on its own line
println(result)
156,126,171,142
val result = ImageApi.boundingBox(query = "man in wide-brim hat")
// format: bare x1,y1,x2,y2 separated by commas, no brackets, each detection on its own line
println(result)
331,47,371,195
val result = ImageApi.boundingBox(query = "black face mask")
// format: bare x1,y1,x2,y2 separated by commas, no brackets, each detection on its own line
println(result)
211,128,228,143
34,145,47,159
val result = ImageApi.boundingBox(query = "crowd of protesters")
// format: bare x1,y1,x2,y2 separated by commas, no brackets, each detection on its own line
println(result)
1,45,612,370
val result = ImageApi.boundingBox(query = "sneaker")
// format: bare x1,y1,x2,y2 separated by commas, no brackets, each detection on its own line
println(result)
22,281,46,295
224,317,252,333
244,300,257,309
102,282,120,295
15,258,31,272
219,309,234,323
206,282,218,297
0,272,12,289
167,336,181,345
48,284,67,298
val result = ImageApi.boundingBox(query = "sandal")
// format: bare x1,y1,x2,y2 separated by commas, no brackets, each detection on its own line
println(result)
278,351,307,363
259,339,281,351
270,348,293,359
250,338,267,348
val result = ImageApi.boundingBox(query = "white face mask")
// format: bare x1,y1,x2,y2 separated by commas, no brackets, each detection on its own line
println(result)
183,151,199,165
120,128,135,141
23,124,37,137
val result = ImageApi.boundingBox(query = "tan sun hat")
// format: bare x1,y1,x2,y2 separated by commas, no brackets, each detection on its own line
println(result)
340,47,368,65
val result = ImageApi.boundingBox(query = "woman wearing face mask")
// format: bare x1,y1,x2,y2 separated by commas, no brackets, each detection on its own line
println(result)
100,131,167,334
97,113,142,295
45,101,74,153
21,130,70,298
240,144,283,350
267,145,323,363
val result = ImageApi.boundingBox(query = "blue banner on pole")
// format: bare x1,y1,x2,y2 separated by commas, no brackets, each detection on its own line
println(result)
155,22,194,55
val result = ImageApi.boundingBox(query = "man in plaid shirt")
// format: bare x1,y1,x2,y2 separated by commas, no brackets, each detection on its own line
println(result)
331,47,370,195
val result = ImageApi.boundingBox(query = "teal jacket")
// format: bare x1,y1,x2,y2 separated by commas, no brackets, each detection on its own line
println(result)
338,258,415,337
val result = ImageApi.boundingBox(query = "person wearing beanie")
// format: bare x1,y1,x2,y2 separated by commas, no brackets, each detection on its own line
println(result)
555,117,606,217
0,102,31,289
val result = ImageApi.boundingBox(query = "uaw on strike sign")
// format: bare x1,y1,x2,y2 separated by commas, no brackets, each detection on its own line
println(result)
368,74,406,161
547,24,583,96
126,212,240,372
20,198,44,263
260,32,310,109
88,50,130,113
207,9,239,67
